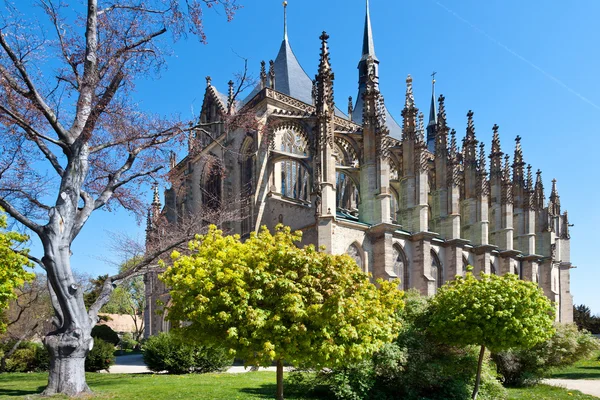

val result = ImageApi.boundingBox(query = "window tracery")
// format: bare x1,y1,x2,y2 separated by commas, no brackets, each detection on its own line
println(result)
279,129,310,202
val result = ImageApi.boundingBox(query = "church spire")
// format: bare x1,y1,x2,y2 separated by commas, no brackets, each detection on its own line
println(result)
315,31,335,117
426,72,437,152
283,1,288,41
362,0,377,62
353,0,380,123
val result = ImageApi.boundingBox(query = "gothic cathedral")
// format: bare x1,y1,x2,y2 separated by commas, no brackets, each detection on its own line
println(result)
144,1,573,336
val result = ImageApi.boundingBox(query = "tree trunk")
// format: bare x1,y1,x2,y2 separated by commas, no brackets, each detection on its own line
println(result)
276,359,284,400
43,333,92,396
41,238,94,396
472,344,486,400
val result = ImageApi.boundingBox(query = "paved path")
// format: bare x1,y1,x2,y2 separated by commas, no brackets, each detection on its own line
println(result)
544,379,600,398
106,354,285,374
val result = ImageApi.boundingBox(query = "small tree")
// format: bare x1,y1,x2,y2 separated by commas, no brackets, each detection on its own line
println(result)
0,209,34,334
161,225,404,400
428,272,555,400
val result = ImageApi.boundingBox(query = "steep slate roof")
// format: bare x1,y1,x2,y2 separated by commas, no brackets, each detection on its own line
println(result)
242,37,347,118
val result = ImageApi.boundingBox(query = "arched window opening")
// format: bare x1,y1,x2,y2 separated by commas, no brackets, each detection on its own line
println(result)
491,259,497,275
462,256,469,276
336,172,359,213
203,160,222,211
241,138,255,235
393,245,409,290
347,243,363,270
279,129,310,202
390,187,399,223
431,250,443,294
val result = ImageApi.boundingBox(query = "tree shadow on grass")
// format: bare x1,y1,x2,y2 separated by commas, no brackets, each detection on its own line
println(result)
239,383,334,399
0,386,46,397
551,366,600,380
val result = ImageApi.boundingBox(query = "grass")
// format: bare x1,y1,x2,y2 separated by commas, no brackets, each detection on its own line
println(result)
506,384,598,399
549,350,600,380
0,372,597,400
0,372,324,400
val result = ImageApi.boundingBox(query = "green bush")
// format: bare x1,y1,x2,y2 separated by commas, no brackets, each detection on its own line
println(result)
119,332,137,351
91,324,120,346
142,332,232,374
492,323,600,386
291,289,506,400
1,341,49,372
85,338,116,372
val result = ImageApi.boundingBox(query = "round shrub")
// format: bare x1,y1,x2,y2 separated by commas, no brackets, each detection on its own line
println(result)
492,323,600,386
91,324,120,346
142,332,232,374
85,338,116,372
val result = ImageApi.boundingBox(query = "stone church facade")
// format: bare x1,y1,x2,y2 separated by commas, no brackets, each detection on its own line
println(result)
144,2,573,337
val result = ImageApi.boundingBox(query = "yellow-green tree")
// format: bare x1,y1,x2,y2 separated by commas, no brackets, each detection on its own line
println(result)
0,209,34,333
428,272,555,400
161,225,404,400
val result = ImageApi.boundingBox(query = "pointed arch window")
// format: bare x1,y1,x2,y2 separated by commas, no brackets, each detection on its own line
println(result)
280,129,310,202
491,258,498,275
347,243,363,270
393,245,409,290
241,137,255,235
336,172,359,212
203,159,222,211
390,187,399,223
431,250,443,294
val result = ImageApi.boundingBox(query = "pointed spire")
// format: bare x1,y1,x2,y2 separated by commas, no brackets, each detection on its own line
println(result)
283,1,288,41
502,154,513,203
348,96,353,120
362,0,377,61
227,80,235,115
404,74,415,109
450,129,458,159
426,72,437,152
526,164,533,190
401,74,418,141
477,142,489,196
534,169,545,210
463,110,478,168
447,129,461,187
315,31,335,117
428,72,437,127
434,94,449,156
490,124,503,178
260,60,267,89
152,184,161,209
548,178,561,215
417,112,425,144
512,135,525,185
269,60,275,89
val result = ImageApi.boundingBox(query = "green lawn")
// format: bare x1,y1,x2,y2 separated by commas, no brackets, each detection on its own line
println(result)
0,372,596,400
550,350,600,380
506,384,598,399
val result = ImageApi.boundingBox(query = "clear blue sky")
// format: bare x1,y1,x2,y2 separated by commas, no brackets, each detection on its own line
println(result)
25,0,600,313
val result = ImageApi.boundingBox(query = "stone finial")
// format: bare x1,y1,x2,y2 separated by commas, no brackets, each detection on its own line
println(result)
169,151,176,169
490,124,503,177
513,135,525,184
205,76,212,87
450,129,457,158
404,74,415,109
348,96,353,120
269,60,275,89
548,178,561,216
534,169,545,209
260,60,267,89
227,80,235,115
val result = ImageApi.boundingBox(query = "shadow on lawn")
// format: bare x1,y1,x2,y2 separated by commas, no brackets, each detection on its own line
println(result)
0,386,46,397
240,384,334,399
552,366,600,380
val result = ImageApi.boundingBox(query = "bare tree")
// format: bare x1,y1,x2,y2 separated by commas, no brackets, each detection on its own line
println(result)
0,0,241,395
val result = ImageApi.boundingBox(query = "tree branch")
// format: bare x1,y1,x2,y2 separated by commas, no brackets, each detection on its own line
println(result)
0,29,71,143
0,197,42,235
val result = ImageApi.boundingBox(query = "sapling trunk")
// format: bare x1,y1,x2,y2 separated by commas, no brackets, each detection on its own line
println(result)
472,344,486,400
276,359,284,400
